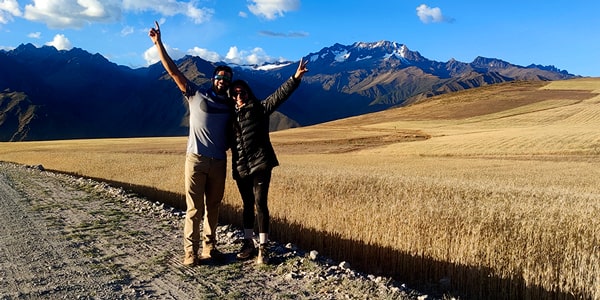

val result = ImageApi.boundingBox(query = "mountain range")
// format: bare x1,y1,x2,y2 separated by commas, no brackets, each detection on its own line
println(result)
0,41,578,141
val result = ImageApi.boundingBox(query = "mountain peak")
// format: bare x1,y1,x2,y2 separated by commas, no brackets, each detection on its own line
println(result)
10,43,57,57
307,40,426,67
354,40,403,50
471,56,512,69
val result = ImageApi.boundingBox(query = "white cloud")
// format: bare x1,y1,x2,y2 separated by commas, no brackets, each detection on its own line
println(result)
144,42,283,66
16,0,211,29
120,26,134,36
143,43,185,66
45,34,72,50
259,30,308,38
223,46,280,65
225,46,242,64
123,0,213,24
243,47,271,65
416,4,452,24
79,0,107,17
248,0,299,20
187,47,221,62
24,0,121,29
27,31,41,39
0,0,22,24
184,2,212,24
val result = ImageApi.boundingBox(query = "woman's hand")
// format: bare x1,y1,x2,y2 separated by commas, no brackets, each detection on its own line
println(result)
294,57,309,80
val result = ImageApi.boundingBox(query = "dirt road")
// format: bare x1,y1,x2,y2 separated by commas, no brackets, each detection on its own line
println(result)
0,162,219,299
0,162,421,299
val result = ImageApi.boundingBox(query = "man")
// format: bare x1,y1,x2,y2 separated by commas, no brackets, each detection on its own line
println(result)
149,21,232,266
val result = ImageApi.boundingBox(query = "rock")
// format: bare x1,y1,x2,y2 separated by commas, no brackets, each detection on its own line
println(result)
339,261,351,269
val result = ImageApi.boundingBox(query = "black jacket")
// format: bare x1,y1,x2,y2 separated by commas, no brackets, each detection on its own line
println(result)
231,76,301,180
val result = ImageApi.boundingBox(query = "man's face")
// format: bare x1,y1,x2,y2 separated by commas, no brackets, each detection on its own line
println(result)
212,71,231,94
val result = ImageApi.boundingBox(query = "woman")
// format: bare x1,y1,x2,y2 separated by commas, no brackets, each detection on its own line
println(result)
230,58,308,264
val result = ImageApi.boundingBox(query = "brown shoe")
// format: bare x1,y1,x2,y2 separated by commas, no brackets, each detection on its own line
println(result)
183,251,197,266
200,246,225,262
256,244,269,265
236,239,256,260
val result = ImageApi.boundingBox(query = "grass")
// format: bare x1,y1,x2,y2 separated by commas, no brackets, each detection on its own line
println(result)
1,78,599,299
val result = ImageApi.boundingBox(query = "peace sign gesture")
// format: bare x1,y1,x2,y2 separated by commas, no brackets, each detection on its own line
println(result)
294,57,309,80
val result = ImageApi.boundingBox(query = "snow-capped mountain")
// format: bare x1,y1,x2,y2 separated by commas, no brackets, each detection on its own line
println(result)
0,41,578,141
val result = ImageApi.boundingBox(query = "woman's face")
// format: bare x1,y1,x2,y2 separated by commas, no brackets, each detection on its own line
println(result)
232,85,248,104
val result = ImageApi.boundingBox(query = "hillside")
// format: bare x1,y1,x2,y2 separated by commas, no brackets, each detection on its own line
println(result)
269,78,599,155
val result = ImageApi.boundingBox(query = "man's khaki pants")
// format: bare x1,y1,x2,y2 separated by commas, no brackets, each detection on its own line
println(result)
183,153,226,254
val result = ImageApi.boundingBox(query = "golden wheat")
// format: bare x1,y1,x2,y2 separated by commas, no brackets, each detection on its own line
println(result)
265,155,599,297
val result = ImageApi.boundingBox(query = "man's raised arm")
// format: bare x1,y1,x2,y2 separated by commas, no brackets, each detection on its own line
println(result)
148,21,187,93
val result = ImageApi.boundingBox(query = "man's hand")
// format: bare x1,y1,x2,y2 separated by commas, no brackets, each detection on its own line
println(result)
148,21,161,44
294,58,309,80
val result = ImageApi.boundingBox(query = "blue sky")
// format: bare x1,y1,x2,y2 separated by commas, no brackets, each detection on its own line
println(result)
1,1,599,77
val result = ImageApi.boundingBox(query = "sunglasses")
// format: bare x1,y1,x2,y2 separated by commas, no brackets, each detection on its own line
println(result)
234,90,247,97
213,74,231,82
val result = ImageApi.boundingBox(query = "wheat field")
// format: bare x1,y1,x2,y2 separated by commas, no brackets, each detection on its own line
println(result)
1,78,599,299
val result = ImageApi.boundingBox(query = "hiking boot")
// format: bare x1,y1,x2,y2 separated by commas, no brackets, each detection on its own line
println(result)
200,246,225,262
236,239,256,260
256,244,269,265
183,251,197,266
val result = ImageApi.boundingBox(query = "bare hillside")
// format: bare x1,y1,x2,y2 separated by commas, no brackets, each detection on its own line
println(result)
270,78,600,157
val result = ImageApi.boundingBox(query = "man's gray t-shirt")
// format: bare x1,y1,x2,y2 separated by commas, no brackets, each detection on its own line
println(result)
184,82,231,160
